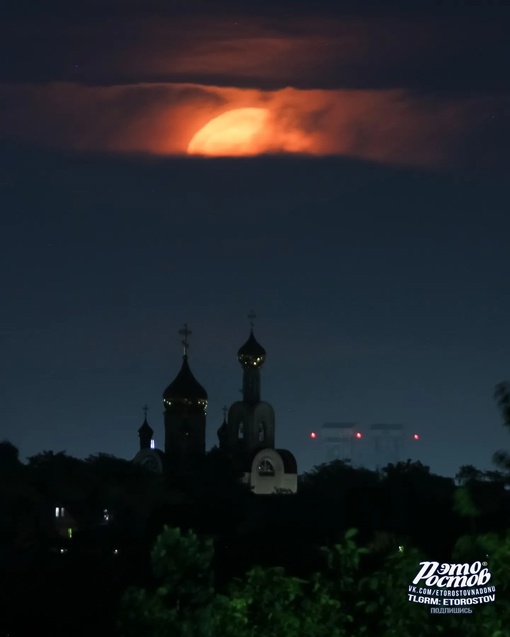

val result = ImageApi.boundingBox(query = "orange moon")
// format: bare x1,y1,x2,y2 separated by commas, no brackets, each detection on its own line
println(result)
187,108,271,156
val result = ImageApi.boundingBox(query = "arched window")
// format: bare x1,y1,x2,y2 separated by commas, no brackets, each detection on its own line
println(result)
238,422,244,439
258,458,275,476
258,421,265,442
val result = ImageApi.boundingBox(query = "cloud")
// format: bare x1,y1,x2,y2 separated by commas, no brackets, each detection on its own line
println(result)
0,4,507,170
0,81,506,169
1,10,508,95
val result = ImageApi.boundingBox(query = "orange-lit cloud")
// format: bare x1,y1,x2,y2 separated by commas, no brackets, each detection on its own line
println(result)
0,5,507,171
0,81,504,168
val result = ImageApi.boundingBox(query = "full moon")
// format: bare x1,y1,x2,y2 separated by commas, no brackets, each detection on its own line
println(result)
187,108,271,156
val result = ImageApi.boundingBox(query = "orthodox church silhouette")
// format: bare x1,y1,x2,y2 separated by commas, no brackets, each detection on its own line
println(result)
133,318,298,494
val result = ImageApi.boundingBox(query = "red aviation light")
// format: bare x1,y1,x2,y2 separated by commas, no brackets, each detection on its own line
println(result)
413,434,420,440
310,432,317,439
355,432,362,439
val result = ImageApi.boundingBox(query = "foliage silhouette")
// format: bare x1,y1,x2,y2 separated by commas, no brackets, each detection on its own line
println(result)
119,524,510,637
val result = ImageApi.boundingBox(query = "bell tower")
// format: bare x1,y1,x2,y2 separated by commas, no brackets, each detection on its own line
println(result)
138,404,154,450
162,324,208,465
222,313,275,469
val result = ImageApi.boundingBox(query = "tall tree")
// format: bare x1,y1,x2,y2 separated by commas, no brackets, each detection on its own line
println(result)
493,382,510,476
119,526,216,637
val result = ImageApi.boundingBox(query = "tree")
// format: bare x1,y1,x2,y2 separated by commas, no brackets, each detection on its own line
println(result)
0,443,40,547
493,382,510,476
217,564,347,637
452,530,510,637
455,464,484,485
382,459,431,478
85,453,169,535
119,524,510,637
0,440,21,472
119,526,216,637
119,526,353,637
300,459,379,495
494,382,510,429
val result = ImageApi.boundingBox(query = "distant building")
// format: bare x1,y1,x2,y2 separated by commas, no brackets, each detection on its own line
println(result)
320,423,360,463
317,422,408,469
370,423,404,469
53,505,77,540
132,320,298,494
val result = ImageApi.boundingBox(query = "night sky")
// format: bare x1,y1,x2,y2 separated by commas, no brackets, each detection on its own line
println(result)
1,0,509,477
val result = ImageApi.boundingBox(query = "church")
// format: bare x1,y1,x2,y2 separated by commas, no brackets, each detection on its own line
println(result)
132,320,298,494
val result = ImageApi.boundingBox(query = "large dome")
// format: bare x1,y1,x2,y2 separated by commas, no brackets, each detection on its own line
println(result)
163,356,208,407
237,329,266,368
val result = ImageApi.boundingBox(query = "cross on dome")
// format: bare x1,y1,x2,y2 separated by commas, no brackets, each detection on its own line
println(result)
179,323,192,356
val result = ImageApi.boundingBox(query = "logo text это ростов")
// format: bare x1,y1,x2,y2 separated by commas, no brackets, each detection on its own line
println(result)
412,561,491,588
407,561,496,612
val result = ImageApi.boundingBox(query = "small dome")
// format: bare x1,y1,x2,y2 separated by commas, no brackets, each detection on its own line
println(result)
237,329,266,367
163,356,208,406
138,418,154,437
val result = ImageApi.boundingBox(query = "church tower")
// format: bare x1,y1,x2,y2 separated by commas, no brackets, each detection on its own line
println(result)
138,405,154,450
223,316,275,469
162,324,208,465
220,314,297,494
133,405,164,473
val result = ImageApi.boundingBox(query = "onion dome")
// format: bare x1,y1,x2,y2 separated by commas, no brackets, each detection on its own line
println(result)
138,410,154,451
163,356,208,408
237,329,266,368
138,418,154,438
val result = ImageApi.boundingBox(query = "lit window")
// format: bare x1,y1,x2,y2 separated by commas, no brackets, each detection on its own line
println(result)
55,507,65,518
150,439,155,449
67,528,73,539
258,459,275,476
103,509,110,522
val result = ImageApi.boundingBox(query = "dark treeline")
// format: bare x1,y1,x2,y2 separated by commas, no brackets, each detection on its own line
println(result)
1,382,510,635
